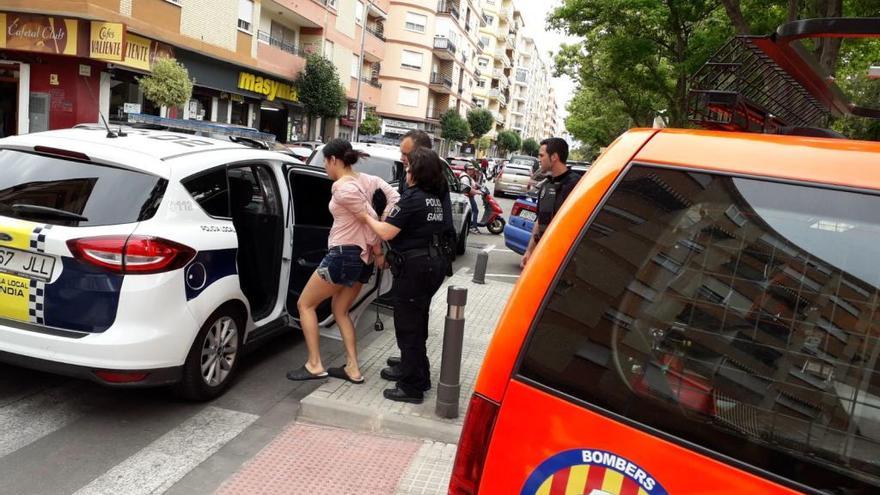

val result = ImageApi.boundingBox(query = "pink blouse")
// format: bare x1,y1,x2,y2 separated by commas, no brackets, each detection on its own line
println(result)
328,173,400,264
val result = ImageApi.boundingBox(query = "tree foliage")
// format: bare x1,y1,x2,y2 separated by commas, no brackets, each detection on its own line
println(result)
496,130,521,154
441,110,471,143
138,57,193,109
358,110,381,136
296,54,347,118
521,138,540,156
467,108,494,139
552,0,880,152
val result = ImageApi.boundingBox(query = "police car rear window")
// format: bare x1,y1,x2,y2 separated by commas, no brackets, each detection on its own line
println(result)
0,149,166,227
518,164,880,493
308,151,400,183
503,166,532,176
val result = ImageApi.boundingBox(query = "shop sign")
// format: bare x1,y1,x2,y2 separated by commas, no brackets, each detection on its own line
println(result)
123,103,141,114
89,21,125,61
384,119,421,130
0,12,78,55
221,92,245,103
117,33,173,72
237,72,298,103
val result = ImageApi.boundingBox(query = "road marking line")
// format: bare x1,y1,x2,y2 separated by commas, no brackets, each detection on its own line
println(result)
482,244,496,254
74,406,257,495
0,385,91,457
486,274,521,278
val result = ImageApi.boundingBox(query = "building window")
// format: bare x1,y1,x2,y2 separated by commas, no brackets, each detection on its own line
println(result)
237,0,254,32
483,15,493,26
324,39,335,58
401,49,423,70
352,54,361,79
398,87,419,107
356,1,365,25
480,36,490,47
327,0,337,8
478,57,490,69
405,12,427,33
477,78,486,88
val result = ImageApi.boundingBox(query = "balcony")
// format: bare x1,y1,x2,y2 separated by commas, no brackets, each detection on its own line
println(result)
433,37,457,61
363,24,386,62
270,0,329,27
506,37,515,51
366,24,385,41
513,91,526,102
429,73,454,94
488,88,507,106
477,39,485,52
436,1,459,20
426,108,446,121
356,76,383,107
256,31,307,77
499,8,512,24
495,50,511,67
492,110,505,124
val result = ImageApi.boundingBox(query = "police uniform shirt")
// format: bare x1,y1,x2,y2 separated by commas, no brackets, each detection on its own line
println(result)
535,169,581,242
385,186,450,252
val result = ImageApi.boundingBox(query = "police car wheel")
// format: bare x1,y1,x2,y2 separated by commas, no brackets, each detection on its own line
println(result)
174,308,243,401
456,218,469,255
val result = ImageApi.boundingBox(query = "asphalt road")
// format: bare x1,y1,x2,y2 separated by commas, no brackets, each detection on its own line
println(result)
0,190,523,495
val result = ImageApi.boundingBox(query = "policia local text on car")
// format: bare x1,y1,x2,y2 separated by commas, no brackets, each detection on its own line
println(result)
521,138,582,268
359,147,454,404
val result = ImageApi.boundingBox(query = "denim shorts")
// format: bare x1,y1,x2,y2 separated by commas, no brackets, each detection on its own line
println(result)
317,245,373,287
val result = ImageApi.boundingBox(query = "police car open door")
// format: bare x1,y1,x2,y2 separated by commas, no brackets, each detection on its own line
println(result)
285,167,390,339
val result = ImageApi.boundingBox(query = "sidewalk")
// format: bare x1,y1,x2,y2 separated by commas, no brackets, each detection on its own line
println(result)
216,267,514,494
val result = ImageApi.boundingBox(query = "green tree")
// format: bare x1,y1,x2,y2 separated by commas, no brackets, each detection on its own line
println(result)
138,57,193,110
358,110,381,136
467,108,494,141
296,54,347,121
440,110,471,143
496,130,521,155
477,136,492,155
521,138,540,156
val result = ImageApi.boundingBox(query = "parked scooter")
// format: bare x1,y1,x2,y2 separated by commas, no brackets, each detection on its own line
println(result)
473,184,506,234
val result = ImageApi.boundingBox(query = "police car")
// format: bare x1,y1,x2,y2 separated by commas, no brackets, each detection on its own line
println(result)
0,119,389,400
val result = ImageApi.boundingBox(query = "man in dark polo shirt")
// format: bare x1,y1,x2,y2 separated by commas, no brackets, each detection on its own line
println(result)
521,137,581,268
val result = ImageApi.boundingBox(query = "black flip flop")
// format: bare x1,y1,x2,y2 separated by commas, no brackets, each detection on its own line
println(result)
327,366,365,384
286,365,328,381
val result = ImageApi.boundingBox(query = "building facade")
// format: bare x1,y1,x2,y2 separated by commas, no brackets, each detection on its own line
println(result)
0,0,388,143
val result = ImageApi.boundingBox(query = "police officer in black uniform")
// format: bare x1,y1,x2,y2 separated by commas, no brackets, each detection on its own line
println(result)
359,147,453,403
521,137,581,268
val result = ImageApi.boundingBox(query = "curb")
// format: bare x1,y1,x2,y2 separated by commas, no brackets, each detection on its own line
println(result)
299,395,463,444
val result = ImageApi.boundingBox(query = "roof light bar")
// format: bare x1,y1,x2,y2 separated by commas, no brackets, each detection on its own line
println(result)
127,114,277,142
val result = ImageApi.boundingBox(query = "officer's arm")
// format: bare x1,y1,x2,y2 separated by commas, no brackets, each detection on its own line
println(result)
363,214,401,241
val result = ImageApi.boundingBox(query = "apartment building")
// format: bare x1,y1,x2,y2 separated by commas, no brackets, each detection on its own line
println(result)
0,0,387,143
375,0,484,151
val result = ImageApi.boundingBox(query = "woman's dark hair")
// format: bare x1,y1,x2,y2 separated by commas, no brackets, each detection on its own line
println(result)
322,138,361,167
407,147,447,196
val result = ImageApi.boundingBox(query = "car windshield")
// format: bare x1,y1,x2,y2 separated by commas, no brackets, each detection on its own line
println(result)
0,149,166,227
308,151,401,183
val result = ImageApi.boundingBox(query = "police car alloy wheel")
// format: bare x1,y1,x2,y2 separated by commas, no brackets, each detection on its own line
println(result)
174,308,243,400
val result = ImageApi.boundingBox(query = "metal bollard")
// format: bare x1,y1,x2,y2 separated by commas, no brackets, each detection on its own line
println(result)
472,250,488,284
436,286,468,419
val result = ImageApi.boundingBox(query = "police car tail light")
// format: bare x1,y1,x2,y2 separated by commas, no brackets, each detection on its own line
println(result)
449,394,499,494
68,236,195,274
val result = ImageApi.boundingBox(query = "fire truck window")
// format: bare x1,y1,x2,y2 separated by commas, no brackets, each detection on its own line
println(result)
519,165,880,494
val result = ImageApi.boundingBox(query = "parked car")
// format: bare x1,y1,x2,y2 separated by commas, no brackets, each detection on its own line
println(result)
290,140,323,151
451,128,880,494
567,160,591,175
0,124,388,400
308,142,473,254
508,154,539,174
493,162,533,197
447,157,473,174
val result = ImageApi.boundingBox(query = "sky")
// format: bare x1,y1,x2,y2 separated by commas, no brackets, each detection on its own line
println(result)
515,0,580,133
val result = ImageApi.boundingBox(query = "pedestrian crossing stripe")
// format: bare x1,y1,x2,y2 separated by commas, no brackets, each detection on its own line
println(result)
522,449,667,495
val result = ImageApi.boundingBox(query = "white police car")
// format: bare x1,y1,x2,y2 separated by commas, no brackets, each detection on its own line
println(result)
307,142,473,254
0,121,389,400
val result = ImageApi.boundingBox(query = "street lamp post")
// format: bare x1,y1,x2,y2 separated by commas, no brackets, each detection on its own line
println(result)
352,0,372,143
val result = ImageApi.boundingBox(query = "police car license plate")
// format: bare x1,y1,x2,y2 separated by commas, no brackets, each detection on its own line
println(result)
0,246,55,281
519,210,537,222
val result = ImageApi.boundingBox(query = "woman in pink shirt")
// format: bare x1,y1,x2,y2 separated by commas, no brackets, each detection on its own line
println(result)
287,139,399,384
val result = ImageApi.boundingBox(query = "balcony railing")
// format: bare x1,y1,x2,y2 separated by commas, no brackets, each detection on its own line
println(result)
257,31,307,57
366,24,385,41
430,73,453,89
427,108,446,120
433,36,457,56
362,76,382,88
437,1,459,19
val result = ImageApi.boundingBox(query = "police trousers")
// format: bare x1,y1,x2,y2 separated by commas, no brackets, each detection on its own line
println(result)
391,254,448,396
